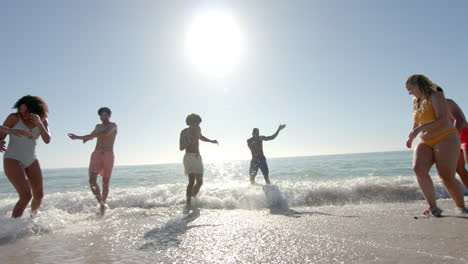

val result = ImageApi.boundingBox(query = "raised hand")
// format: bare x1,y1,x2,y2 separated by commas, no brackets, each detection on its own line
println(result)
29,113,42,126
68,133,79,140
278,124,286,130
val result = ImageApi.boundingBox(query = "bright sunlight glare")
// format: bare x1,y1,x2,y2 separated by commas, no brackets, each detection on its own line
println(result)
186,10,243,77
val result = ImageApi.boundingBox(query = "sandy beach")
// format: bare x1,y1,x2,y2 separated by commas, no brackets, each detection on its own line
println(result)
2,0,468,263
1,199,467,264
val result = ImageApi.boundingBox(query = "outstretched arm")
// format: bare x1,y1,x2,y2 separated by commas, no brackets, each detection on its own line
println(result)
262,124,286,141
68,133,87,140
90,124,117,138
68,125,97,142
200,134,218,145
70,124,117,143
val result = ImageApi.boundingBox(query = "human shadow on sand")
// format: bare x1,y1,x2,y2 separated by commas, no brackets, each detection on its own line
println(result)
262,184,358,218
139,208,218,251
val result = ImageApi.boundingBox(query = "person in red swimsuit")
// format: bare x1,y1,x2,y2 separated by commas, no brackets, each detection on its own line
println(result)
447,99,468,189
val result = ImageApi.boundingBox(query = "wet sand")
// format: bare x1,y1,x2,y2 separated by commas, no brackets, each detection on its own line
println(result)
0,199,467,264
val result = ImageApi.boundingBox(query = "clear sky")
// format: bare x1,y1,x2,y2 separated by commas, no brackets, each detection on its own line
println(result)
1,0,467,169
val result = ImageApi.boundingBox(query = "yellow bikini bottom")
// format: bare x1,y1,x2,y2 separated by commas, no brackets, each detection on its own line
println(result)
420,129,458,149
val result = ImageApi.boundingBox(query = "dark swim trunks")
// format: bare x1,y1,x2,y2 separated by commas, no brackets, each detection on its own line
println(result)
250,155,269,176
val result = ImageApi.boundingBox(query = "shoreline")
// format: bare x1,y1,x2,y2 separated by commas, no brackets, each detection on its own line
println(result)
0,199,467,263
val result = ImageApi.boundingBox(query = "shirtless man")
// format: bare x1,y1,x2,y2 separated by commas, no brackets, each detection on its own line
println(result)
179,113,218,208
247,124,286,184
68,107,117,215
447,99,468,188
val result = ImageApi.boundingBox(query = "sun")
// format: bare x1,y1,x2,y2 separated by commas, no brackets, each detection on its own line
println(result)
186,10,243,77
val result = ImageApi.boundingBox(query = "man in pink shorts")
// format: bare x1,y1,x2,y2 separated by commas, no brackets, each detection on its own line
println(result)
447,99,468,189
68,107,117,215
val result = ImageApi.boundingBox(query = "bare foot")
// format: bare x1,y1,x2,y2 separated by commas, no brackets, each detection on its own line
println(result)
183,203,192,214
30,210,38,218
458,207,468,214
99,203,107,216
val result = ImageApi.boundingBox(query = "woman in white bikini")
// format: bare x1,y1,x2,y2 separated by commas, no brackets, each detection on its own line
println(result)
0,95,51,218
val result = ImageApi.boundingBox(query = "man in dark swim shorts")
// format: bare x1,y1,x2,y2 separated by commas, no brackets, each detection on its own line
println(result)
247,124,286,184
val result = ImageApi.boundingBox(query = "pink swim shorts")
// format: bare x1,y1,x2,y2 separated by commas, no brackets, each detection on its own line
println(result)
89,151,115,178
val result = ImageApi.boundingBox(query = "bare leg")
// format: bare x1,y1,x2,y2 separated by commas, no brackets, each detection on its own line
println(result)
102,152,114,205
4,159,32,218
250,174,256,184
434,134,465,209
413,143,437,210
89,173,103,203
263,174,271,185
250,161,258,184
102,177,110,204
186,174,195,206
24,160,44,217
456,152,468,189
192,174,203,197
260,158,270,184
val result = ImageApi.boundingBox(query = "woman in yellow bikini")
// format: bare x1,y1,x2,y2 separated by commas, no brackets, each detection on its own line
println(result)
406,74,467,217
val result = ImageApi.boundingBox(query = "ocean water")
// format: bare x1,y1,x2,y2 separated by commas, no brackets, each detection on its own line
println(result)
0,151,466,263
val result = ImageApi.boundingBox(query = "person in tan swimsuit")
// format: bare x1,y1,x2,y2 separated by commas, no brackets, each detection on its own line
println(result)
179,113,218,209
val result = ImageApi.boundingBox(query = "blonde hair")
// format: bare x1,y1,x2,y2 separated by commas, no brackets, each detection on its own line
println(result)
406,74,443,112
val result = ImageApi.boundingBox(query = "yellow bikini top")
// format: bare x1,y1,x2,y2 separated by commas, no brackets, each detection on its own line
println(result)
413,101,436,124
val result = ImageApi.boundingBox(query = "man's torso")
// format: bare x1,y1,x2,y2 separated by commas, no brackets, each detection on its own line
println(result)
182,126,201,154
248,136,264,158
95,123,117,152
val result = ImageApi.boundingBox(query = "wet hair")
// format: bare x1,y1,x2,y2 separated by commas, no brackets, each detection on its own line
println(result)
406,74,443,112
13,95,48,119
98,107,112,116
186,113,202,126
